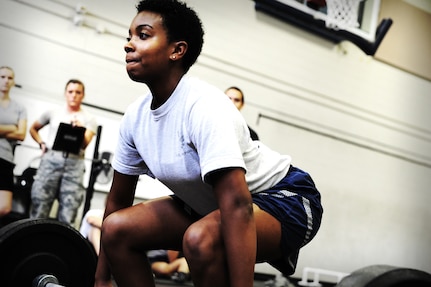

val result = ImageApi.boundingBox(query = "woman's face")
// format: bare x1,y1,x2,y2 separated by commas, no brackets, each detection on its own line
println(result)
0,68,15,94
124,11,175,83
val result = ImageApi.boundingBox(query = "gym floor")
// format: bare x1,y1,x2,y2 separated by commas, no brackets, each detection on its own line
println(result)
153,278,276,287
112,277,276,287
150,276,337,287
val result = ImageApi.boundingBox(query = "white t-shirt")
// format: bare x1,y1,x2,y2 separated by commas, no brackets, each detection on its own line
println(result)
113,76,291,215
0,99,27,163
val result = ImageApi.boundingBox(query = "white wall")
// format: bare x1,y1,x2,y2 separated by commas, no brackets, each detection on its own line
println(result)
2,0,430,280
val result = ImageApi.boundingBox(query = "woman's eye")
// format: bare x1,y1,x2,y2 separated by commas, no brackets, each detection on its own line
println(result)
139,32,149,39
125,31,149,42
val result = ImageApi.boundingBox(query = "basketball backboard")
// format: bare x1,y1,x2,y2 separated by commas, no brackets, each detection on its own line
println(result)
254,0,392,55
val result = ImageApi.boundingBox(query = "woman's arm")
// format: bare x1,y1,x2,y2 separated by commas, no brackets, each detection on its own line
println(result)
94,171,139,287
0,124,17,137
0,118,27,141
211,168,256,287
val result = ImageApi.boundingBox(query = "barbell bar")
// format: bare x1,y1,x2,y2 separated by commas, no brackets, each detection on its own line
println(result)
33,274,65,287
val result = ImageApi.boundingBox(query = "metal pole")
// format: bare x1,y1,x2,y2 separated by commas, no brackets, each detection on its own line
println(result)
82,125,102,220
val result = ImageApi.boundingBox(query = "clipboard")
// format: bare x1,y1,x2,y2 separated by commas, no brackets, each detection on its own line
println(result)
52,123,86,154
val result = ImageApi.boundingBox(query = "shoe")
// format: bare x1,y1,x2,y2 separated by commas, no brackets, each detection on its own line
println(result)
171,272,188,284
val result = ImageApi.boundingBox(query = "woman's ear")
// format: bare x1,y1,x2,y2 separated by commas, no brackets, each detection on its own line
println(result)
170,41,188,61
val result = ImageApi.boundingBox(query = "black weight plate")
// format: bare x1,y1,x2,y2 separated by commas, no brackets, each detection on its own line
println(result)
337,265,431,287
0,218,97,287
367,268,431,287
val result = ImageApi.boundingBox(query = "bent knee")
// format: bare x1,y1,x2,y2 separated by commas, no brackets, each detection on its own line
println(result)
100,212,127,246
183,223,221,262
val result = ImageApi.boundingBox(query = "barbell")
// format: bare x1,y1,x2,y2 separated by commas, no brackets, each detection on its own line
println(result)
0,218,97,287
2,219,431,287
336,264,431,287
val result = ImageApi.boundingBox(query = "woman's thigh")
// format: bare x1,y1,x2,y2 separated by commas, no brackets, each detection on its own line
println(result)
253,204,283,261
105,196,195,250
183,204,282,261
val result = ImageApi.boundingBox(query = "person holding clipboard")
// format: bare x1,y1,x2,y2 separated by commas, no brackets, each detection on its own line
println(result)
29,79,97,226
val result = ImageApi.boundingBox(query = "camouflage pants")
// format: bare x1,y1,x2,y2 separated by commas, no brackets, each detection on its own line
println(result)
30,150,85,225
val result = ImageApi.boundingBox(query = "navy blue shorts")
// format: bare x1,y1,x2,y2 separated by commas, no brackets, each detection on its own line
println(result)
171,165,323,276
0,158,15,191
252,166,323,275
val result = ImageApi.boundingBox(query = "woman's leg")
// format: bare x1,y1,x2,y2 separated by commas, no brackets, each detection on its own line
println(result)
101,196,193,287
182,204,283,287
0,159,14,218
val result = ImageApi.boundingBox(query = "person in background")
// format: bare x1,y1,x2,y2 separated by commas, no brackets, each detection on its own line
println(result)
80,207,104,255
0,66,27,219
225,86,259,140
147,249,190,284
29,79,97,226
94,1,323,287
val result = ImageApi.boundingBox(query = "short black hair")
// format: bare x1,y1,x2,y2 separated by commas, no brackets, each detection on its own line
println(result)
136,0,204,72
